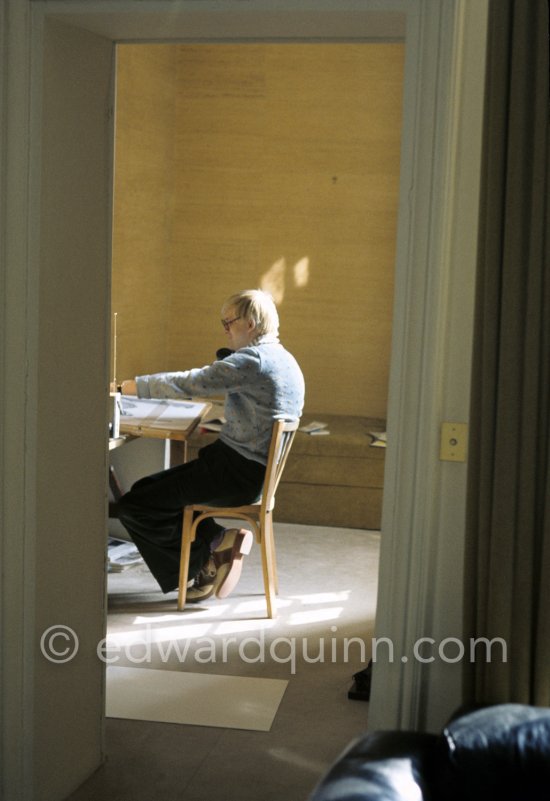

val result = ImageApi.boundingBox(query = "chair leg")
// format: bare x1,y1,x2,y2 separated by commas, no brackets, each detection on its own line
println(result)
266,515,279,595
177,508,195,611
260,513,277,619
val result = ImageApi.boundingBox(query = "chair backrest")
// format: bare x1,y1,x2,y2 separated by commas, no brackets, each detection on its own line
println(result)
261,418,299,513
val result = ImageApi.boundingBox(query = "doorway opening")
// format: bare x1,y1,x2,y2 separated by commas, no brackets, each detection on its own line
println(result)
101,42,403,797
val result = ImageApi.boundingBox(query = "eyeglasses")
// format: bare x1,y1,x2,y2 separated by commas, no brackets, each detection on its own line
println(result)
221,316,241,331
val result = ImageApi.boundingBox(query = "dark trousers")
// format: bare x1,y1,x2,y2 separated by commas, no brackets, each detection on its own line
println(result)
117,439,265,593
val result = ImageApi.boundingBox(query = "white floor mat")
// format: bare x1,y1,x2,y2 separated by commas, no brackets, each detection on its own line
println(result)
106,665,288,731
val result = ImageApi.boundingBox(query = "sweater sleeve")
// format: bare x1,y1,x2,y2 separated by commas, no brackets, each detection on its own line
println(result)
135,349,261,399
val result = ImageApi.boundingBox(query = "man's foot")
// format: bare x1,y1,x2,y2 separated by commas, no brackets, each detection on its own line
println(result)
212,528,253,598
186,556,217,603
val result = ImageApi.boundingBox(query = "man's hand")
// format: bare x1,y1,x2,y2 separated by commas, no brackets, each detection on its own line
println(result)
120,379,137,395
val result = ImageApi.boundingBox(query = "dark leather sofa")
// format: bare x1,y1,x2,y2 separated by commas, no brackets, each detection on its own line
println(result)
308,704,550,800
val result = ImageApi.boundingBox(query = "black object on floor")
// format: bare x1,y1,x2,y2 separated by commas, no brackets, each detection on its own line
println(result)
348,659,372,701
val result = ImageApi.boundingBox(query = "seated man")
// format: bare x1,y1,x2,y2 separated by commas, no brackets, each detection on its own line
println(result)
115,289,305,602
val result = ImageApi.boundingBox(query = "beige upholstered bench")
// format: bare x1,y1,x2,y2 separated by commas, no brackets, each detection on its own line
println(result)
276,414,385,530
185,413,386,531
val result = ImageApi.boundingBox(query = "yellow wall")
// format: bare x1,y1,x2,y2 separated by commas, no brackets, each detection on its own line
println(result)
112,46,177,381
113,44,404,417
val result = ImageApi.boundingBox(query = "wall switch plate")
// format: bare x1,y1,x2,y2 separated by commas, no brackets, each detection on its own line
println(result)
440,422,467,462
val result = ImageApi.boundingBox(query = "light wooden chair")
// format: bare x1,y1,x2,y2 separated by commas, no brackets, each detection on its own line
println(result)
177,418,300,618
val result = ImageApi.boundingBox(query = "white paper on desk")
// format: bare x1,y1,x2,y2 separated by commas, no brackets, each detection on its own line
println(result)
119,396,207,431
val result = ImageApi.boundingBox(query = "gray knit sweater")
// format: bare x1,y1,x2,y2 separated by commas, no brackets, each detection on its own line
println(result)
135,339,305,465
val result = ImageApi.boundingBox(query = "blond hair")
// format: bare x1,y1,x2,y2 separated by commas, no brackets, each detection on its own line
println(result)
222,289,279,339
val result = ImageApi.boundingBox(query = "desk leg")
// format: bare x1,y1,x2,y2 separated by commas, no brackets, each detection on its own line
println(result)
109,465,124,501
108,465,125,518
169,440,188,467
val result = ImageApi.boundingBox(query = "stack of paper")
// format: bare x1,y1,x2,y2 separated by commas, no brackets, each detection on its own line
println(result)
299,421,330,436
107,538,143,572
119,396,207,432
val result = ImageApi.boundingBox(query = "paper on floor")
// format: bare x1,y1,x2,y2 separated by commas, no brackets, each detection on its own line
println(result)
106,665,288,732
